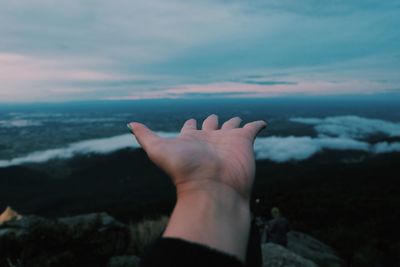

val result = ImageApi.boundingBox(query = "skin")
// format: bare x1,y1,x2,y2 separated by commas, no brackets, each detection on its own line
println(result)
128,114,267,262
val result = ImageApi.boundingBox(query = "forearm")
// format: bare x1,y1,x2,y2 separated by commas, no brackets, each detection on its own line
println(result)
163,180,251,263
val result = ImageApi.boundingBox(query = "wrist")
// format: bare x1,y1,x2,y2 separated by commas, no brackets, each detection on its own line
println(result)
176,179,250,204
176,180,251,227
163,180,251,262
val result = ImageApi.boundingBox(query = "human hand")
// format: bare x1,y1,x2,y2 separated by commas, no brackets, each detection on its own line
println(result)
128,114,266,201
128,114,266,261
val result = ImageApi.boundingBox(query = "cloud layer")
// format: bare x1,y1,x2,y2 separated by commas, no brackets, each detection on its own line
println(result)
0,119,42,128
254,136,371,162
291,116,400,138
0,134,398,168
0,132,174,167
1,115,400,167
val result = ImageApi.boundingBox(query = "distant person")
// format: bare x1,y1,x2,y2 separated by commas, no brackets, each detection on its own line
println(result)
266,207,290,247
127,115,267,267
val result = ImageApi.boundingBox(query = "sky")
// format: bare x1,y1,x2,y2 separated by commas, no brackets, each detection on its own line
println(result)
0,0,399,102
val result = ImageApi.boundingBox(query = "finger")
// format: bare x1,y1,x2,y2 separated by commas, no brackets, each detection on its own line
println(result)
243,120,267,140
127,122,161,152
221,116,242,130
181,118,197,133
202,114,219,131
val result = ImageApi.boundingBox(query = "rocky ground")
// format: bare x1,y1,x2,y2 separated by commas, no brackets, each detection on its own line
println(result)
0,210,343,267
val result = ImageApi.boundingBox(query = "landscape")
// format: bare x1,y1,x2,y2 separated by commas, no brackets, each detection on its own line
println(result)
1,0,399,266
1,97,399,266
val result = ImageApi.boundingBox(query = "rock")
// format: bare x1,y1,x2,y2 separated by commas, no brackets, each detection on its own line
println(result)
58,212,129,258
0,215,47,239
0,212,129,267
58,212,125,229
108,255,140,267
0,206,22,225
3,215,48,228
287,231,344,267
262,243,318,267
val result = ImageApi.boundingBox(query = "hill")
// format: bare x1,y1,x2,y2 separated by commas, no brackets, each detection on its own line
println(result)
1,148,399,266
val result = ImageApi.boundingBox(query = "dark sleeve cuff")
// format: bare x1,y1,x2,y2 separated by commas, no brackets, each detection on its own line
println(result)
140,237,245,267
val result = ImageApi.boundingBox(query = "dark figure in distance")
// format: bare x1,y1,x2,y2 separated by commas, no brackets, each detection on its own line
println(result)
266,207,290,247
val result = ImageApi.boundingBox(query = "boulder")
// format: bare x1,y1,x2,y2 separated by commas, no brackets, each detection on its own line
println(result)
58,212,125,229
0,212,129,267
57,212,129,257
262,243,318,267
287,231,344,267
0,215,47,239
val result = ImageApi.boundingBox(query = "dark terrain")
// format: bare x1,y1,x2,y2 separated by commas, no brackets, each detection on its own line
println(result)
1,97,400,266
1,147,399,266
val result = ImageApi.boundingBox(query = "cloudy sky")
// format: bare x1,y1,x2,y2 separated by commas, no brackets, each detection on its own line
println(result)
0,0,399,102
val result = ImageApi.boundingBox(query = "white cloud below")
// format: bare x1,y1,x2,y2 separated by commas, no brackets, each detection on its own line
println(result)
254,136,371,162
0,130,399,168
291,116,400,139
0,119,42,128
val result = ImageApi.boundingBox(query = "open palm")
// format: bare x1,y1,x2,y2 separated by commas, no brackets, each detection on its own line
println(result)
128,115,266,200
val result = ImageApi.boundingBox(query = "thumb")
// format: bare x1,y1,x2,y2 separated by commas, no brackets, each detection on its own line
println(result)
127,122,161,152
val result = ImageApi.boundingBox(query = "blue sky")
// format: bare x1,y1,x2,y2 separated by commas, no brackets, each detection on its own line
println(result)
0,0,399,102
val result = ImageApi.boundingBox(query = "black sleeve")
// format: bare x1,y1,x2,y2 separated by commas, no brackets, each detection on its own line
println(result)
246,219,263,267
139,237,245,267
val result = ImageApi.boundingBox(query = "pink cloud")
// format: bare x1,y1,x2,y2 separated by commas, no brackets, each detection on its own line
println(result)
165,80,394,97
1,52,396,102
104,91,174,100
108,80,393,100
0,53,121,82
0,52,137,101
166,80,391,97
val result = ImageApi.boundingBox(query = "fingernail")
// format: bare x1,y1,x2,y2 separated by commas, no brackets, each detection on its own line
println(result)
261,122,268,130
127,123,133,131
